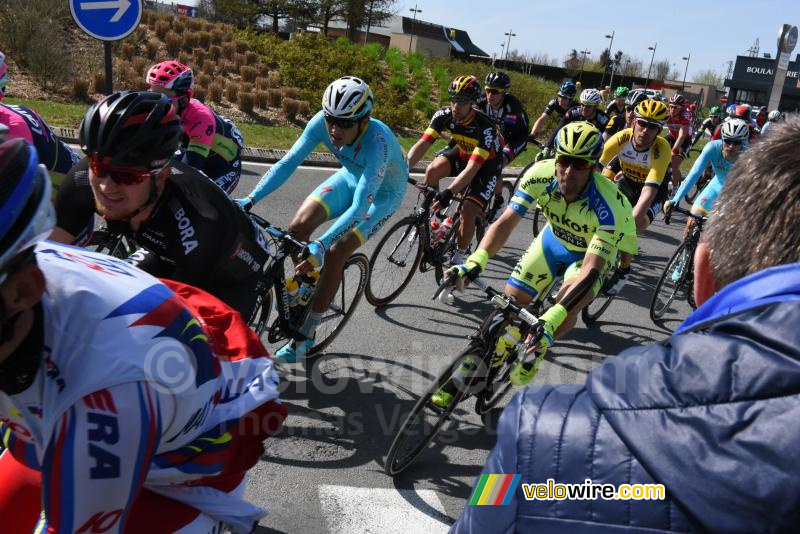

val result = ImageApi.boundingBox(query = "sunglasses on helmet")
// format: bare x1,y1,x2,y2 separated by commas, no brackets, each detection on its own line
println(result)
555,155,592,170
324,114,358,129
90,157,164,186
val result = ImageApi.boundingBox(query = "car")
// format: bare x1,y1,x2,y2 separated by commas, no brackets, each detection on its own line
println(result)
644,89,665,101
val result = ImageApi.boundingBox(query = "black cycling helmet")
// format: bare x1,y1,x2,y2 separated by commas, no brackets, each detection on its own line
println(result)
484,71,511,91
625,89,648,108
80,91,183,170
449,75,482,103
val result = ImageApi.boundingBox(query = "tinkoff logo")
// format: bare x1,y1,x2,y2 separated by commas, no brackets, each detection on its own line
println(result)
468,474,521,505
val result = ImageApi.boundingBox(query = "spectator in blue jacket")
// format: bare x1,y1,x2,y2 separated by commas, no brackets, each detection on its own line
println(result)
452,116,800,533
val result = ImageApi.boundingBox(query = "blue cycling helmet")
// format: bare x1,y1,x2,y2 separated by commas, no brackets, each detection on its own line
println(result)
558,81,577,98
0,138,54,280
726,104,738,117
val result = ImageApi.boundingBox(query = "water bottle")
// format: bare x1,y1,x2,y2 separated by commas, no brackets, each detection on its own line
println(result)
297,270,321,307
430,214,444,244
439,216,455,241
493,325,521,366
285,277,300,308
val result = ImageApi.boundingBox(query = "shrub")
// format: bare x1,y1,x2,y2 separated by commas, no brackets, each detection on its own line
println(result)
240,66,257,83
172,20,186,35
297,100,310,117
121,43,137,60
194,86,208,102
259,63,272,77
132,57,150,76
222,42,236,61
93,72,106,93
178,50,190,66
226,82,239,103
267,72,280,87
362,42,384,61
281,86,299,99
282,98,300,120
218,60,234,76
197,72,212,88
240,82,253,94
208,82,224,103
209,45,222,61
198,31,212,49
255,77,270,91
71,78,90,101
155,20,170,39
165,34,182,56
235,40,249,54
187,18,204,32
233,53,247,69
238,92,255,113
145,41,159,60
267,88,282,107
389,73,408,92
255,90,269,108
183,32,199,49
407,52,425,75
141,10,153,26
192,48,207,63
210,29,225,45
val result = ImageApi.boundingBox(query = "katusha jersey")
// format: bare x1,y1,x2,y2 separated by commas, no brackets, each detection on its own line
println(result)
0,242,286,533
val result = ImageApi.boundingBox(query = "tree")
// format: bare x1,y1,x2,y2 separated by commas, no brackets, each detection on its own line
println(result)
564,49,581,73
693,69,725,90
653,59,671,81
254,0,291,33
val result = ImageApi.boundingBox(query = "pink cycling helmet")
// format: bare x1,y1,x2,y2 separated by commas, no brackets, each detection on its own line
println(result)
0,51,8,101
146,61,194,97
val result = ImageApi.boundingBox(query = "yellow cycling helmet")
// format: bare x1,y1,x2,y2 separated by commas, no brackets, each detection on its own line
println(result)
449,75,481,102
634,99,668,124
555,121,604,162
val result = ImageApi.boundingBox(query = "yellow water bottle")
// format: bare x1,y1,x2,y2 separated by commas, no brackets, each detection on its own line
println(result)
493,325,521,367
285,277,300,307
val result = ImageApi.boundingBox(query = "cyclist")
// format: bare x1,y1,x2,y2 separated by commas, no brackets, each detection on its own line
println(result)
599,85,611,103
0,51,80,193
604,86,630,117
599,98,672,294
476,71,530,218
406,74,502,265
49,91,269,320
665,118,750,236
665,93,693,189
0,138,286,533
545,89,609,154
238,76,407,362
430,122,636,407
146,60,244,194
691,105,722,146
528,81,577,140
753,106,767,129
760,110,782,136
711,103,759,142
603,88,647,141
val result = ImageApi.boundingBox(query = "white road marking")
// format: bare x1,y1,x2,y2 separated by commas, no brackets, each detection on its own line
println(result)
319,485,451,534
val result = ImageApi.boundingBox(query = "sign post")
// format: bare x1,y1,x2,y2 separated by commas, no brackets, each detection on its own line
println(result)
768,24,797,111
69,0,143,95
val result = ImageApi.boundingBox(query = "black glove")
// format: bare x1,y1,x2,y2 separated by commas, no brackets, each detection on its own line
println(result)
435,188,454,206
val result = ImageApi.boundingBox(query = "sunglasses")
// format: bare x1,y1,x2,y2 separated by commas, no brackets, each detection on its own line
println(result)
555,155,592,170
324,114,358,129
635,119,662,131
485,88,505,95
90,157,163,185
722,138,743,147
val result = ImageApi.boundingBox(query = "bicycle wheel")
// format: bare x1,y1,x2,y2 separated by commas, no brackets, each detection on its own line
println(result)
582,269,618,325
384,342,486,476
86,230,136,259
531,206,547,236
307,253,369,356
433,213,462,283
649,241,692,321
248,283,274,341
365,216,423,306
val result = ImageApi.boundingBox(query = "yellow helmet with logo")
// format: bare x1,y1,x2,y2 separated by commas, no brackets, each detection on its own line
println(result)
448,75,481,102
634,99,668,124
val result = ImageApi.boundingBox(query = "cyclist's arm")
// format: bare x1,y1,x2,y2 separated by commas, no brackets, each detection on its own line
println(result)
632,186,658,229
38,382,167,534
672,124,690,155
51,161,96,244
529,111,550,137
447,158,482,195
181,101,216,166
502,108,530,163
406,137,433,170
246,113,326,203
545,114,570,150
598,130,625,173
671,141,714,204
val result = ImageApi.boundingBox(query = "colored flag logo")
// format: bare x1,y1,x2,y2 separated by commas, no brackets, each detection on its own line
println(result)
469,474,521,505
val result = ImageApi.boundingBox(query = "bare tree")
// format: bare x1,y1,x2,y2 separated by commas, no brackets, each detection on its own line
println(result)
693,68,725,90
653,59,671,81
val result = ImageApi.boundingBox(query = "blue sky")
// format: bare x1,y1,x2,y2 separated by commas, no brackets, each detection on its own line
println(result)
396,0,798,81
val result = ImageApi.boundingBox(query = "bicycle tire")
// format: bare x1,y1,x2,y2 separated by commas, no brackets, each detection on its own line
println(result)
307,253,369,357
649,241,692,322
248,284,274,341
85,230,136,259
433,212,463,284
384,342,486,476
581,265,619,325
531,206,547,237
365,216,423,306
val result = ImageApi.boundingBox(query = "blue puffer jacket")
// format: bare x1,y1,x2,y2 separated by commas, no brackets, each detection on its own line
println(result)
452,263,800,533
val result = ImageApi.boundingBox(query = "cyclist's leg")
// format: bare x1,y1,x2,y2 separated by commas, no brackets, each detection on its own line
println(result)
0,451,41,532
459,160,500,250
555,258,611,335
686,177,720,237
424,147,459,189
290,168,355,241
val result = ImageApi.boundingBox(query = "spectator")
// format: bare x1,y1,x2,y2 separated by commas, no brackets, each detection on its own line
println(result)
452,116,800,532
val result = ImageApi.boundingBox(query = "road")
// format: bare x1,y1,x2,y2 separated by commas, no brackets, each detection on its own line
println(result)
235,161,694,533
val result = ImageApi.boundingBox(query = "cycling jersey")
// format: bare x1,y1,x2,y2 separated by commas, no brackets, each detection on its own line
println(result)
476,93,529,163
546,107,610,150
711,119,759,142
507,159,637,297
0,103,79,191
247,111,408,250
0,242,286,533
422,106,503,165
180,99,244,194
671,139,747,215
605,100,624,117
666,109,694,140
691,118,719,146
600,128,672,194
54,161,269,317
542,97,576,118
604,113,628,137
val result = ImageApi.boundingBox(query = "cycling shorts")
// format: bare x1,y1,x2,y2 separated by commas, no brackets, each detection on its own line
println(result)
665,133,692,156
691,175,723,216
507,225,611,299
607,159,669,224
438,146,501,209
204,156,241,195
309,168,403,245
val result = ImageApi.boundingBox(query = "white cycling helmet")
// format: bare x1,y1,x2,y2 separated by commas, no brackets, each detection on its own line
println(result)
579,88,602,106
768,110,783,122
322,76,374,119
721,118,749,142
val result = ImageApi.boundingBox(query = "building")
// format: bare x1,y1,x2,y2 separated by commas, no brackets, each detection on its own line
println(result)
724,54,800,111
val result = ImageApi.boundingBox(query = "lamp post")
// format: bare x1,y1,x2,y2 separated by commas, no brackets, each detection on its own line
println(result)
578,49,590,83
600,30,615,88
504,29,516,65
681,53,691,90
644,42,657,89
499,42,505,65
408,4,422,55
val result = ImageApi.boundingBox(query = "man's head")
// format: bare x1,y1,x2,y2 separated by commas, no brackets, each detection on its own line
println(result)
614,86,629,108
668,93,687,118
579,89,602,118
79,91,183,220
557,81,577,107
484,71,511,108
554,121,603,199
709,106,722,124
623,89,648,127
321,76,373,147
0,50,8,101
696,115,800,305
719,118,748,160
146,60,194,114
632,99,667,148
448,75,481,123
0,139,54,361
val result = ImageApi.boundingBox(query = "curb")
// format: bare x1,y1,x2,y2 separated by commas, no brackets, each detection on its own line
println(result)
54,126,523,177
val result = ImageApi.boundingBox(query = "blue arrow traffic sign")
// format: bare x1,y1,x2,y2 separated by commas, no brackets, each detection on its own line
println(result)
70,0,142,41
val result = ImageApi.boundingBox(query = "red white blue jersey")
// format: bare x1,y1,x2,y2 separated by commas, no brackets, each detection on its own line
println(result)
0,242,284,533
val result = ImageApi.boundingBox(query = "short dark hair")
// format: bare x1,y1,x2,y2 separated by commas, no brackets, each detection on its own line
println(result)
702,115,800,288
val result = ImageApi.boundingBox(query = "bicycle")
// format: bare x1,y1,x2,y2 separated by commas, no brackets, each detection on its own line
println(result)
683,166,713,204
649,205,705,323
246,212,370,357
511,139,550,238
85,228,138,259
383,270,562,476
580,254,624,325
364,178,486,307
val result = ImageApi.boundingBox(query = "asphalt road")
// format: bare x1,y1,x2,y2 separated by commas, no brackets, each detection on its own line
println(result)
234,161,694,534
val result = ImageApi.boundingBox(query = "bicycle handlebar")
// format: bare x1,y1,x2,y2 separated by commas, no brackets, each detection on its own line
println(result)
664,205,705,226
248,212,307,252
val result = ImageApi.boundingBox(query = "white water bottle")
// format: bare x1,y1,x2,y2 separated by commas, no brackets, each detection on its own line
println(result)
438,216,454,241
430,214,444,244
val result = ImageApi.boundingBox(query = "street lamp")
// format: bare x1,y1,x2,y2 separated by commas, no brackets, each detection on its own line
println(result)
408,4,422,55
644,42,657,89
578,49,590,83
504,29,516,64
681,53,691,91
600,30,615,88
